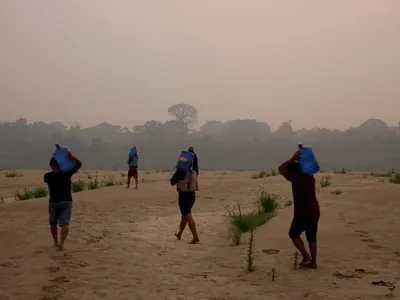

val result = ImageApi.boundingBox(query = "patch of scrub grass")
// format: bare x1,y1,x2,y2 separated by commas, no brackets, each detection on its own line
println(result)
284,199,293,207
227,203,276,246
258,190,279,213
389,173,400,184
320,175,332,188
5,171,23,178
87,177,102,190
71,180,86,192
15,187,49,200
251,169,279,179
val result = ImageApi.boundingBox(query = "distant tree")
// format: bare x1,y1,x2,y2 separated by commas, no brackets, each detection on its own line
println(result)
168,103,198,126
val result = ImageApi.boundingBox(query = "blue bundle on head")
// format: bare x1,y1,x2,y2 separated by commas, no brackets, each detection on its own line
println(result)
176,150,194,172
297,144,320,175
53,144,76,172
129,147,137,157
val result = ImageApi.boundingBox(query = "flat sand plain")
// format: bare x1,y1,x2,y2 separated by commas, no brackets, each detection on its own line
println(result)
0,170,399,300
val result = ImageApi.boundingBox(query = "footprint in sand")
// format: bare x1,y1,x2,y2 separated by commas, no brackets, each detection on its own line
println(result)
50,276,70,284
262,249,280,255
332,268,378,280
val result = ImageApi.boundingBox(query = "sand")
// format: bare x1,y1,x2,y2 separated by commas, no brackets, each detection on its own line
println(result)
0,170,399,300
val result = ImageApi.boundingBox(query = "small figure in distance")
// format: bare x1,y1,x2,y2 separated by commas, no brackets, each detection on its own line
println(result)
278,150,320,269
170,164,200,244
188,146,199,191
127,149,139,189
44,151,83,251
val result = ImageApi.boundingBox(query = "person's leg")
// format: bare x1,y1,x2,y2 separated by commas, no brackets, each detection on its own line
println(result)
304,214,320,269
175,192,187,239
186,195,199,244
49,203,59,247
58,202,72,251
126,168,132,188
289,217,310,265
175,216,187,240
133,168,138,189
186,213,199,244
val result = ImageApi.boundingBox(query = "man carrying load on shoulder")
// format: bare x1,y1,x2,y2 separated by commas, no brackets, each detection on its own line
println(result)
44,151,83,251
278,150,320,269
127,151,139,189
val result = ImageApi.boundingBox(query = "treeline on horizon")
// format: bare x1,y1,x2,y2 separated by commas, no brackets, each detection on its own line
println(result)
0,103,399,172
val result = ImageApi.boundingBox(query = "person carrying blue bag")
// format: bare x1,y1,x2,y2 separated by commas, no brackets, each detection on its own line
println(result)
278,145,320,269
44,145,83,251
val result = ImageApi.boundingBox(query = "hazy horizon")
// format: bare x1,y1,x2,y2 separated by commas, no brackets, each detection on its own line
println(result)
1,1,399,130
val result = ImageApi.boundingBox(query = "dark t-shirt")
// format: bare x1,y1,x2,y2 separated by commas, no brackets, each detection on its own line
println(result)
44,167,78,203
285,172,320,216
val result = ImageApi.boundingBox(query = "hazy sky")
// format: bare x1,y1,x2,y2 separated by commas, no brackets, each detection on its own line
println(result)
1,1,399,130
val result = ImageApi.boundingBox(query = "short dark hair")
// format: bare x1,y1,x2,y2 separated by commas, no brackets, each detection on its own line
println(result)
49,157,59,168
288,161,302,174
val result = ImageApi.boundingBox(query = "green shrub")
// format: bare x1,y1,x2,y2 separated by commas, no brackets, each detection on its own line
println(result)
15,187,49,200
87,177,101,190
284,199,293,207
258,190,279,213
320,175,332,188
5,171,23,178
251,169,279,179
71,180,86,192
227,203,276,245
103,177,116,187
389,173,400,184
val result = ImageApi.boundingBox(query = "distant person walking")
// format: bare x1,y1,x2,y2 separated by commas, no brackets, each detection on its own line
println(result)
278,150,320,269
188,146,199,190
127,148,139,189
44,151,83,251
170,165,200,244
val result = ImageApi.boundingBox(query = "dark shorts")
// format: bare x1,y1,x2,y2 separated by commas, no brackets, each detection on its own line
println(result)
178,190,195,216
128,167,138,179
49,201,72,227
289,214,320,243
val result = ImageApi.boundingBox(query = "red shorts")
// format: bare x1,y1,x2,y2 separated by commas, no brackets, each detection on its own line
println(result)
128,167,138,179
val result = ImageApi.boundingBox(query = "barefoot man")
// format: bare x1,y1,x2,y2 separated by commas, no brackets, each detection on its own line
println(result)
44,151,82,251
170,166,200,244
278,150,320,269
127,150,139,189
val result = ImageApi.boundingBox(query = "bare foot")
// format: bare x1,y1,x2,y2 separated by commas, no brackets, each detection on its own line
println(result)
125,186,130,188
134,187,138,190
304,261,318,269
53,242,59,249
299,257,311,266
58,244,64,252
188,237,200,244
174,233,181,240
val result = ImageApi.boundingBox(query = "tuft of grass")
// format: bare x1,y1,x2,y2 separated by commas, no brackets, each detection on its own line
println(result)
258,190,279,213
87,177,102,190
269,268,276,282
251,169,279,179
71,180,86,192
15,187,49,200
293,251,299,269
389,173,400,184
87,174,93,180
320,175,332,188
247,229,255,272
120,172,126,178
227,203,276,245
331,189,343,195
5,171,23,178
103,177,116,187
284,199,293,207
